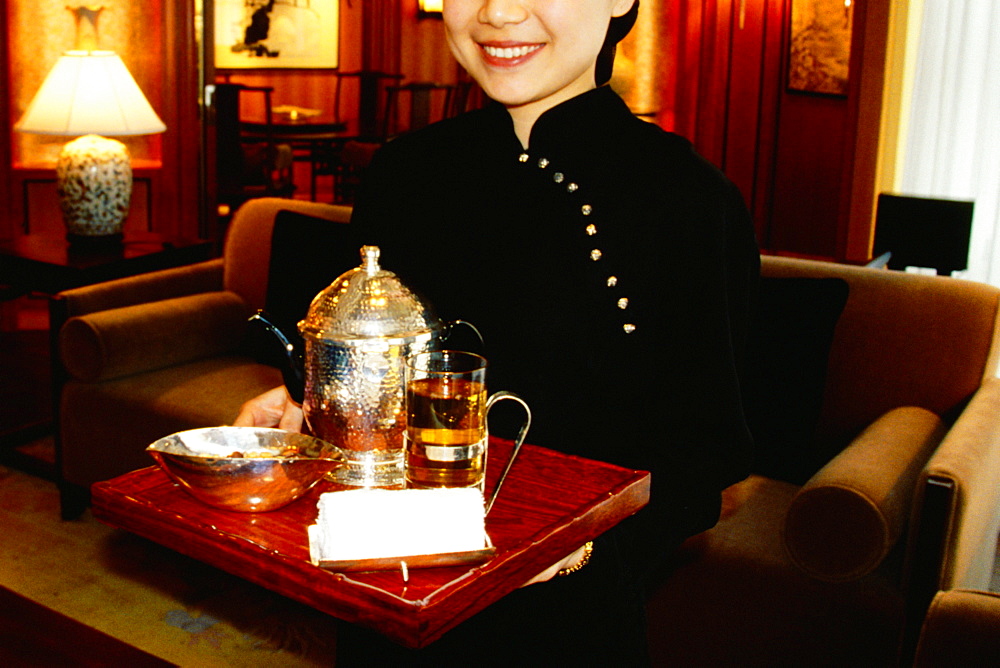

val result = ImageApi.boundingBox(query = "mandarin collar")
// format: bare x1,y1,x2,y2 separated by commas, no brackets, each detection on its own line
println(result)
480,86,633,159
527,86,629,156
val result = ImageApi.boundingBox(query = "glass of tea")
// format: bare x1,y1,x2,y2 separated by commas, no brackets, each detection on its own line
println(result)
404,350,531,499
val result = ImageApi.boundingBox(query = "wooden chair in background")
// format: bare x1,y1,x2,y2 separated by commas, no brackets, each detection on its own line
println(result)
213,83,295,213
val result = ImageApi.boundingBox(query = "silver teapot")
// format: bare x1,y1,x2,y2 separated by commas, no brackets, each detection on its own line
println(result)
253,246,466,488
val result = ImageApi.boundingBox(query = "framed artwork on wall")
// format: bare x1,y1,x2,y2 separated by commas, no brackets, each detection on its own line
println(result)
787,0,854,96
214,0,339,70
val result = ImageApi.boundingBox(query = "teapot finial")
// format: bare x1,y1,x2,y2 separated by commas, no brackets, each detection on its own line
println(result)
361,246,381,274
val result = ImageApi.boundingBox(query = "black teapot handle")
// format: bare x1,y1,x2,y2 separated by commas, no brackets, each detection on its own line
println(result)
442,319,485,354
248,311,306,404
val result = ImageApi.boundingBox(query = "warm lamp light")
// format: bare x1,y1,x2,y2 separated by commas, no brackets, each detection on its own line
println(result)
15,50,166,243
418,0,443,15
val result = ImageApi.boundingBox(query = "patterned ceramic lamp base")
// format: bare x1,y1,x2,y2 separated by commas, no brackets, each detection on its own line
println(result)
56,134,132,240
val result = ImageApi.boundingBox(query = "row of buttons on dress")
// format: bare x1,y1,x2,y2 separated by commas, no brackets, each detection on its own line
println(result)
519,152,636,335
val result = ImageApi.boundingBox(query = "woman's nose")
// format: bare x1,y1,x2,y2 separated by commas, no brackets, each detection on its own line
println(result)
478,0,529,27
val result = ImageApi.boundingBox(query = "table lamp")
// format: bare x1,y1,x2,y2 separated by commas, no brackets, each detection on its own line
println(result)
14,50,166,244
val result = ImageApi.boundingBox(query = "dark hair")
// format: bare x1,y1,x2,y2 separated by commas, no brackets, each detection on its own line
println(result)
595,1,640,86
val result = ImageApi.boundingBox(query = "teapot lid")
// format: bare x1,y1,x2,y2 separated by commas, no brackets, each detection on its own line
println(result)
298,245,440,341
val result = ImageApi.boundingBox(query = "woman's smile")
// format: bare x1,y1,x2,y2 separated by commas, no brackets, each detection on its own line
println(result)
444,0,636,145
479,42,544,66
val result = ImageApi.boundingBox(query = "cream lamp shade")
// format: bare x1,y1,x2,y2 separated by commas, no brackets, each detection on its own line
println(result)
15,50,166,243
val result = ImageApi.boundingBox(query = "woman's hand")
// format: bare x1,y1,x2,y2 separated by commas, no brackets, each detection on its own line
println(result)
233,386,304,432
520,543,590,587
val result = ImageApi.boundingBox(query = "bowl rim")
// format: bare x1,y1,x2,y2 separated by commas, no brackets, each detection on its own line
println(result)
146,426,343,462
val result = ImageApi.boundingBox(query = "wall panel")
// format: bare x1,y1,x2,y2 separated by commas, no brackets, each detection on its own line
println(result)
664,0,885,262
0,0,11,239
4,0,200,240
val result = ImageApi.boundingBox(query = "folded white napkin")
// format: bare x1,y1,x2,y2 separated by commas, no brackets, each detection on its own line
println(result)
308,488,487,564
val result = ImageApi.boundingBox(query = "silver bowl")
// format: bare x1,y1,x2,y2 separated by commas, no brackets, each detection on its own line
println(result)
147,426,344,512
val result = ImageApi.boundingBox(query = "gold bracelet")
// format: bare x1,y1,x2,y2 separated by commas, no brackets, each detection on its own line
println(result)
557,541,594,577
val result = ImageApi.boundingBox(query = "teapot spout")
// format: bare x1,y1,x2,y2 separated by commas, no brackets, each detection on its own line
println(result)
249,311,305,404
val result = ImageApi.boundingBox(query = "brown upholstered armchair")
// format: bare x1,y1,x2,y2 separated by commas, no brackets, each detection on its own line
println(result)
52,198,353,519
53,206,1000,663
647,256,1000,666
914,589,1000,666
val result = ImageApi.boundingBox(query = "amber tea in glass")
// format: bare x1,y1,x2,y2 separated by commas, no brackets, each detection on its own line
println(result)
404,351,530,494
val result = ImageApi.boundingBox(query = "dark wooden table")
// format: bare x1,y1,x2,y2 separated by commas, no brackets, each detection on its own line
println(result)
242,117,366,201
0,232,214,296
92,439,650,649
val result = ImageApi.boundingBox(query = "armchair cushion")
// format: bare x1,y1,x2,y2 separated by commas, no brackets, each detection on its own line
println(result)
744,276,850,484
56,259,224,318
783,406,945,582
60,291,251,382
246,208,364,367
264,208,365,335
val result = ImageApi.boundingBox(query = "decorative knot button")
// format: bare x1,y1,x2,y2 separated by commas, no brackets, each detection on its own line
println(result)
590,249,603,261
581,205,593,216
538,158,550,168
567,183,579,193
518,153,529,163
554,172,565,183
585,224,597,236
623,324,637,334
607,276,618,287
617,298,629,310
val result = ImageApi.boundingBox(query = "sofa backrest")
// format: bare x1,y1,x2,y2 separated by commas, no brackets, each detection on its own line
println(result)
761,255,1000,444
222,198,353,311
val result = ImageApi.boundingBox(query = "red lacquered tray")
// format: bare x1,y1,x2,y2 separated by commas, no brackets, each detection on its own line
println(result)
91,439,649,648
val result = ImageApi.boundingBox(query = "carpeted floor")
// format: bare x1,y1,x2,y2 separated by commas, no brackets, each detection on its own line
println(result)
0,440,341,667
0,300,341,665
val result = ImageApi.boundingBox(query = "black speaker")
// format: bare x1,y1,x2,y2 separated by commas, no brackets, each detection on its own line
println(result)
873,193,974,275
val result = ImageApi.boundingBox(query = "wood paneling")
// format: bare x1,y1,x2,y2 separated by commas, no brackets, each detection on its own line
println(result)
159,0,202,239
3,1,201,240
0,0,10,240
19,176,150,235
841,0,890,263
768,93,849,256
725,0,769,201
664,0,886,262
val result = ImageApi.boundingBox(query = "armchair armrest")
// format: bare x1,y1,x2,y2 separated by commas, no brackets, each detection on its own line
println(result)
59,291,252,382
897,378,1000,662
55,258,224,320
914,589,1000,667
783,406,946,581
912,377,1000,591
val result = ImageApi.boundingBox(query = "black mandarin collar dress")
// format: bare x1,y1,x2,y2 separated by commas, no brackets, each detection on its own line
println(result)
353,85,759,567
341,85,759,666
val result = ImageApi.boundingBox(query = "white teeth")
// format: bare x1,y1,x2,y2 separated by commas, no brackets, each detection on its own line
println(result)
483,44,540,59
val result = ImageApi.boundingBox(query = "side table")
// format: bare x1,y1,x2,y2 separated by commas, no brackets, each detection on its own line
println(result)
0,232,215,475
0,232,214,295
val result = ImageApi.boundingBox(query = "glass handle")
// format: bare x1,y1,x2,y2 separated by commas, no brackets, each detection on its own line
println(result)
484,391,532,515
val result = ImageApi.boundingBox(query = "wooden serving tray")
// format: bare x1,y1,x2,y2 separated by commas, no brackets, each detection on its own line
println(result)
91,439,650,648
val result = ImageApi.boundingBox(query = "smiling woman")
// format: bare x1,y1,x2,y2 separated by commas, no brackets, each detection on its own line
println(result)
443,0,636,145
236,0,759,665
